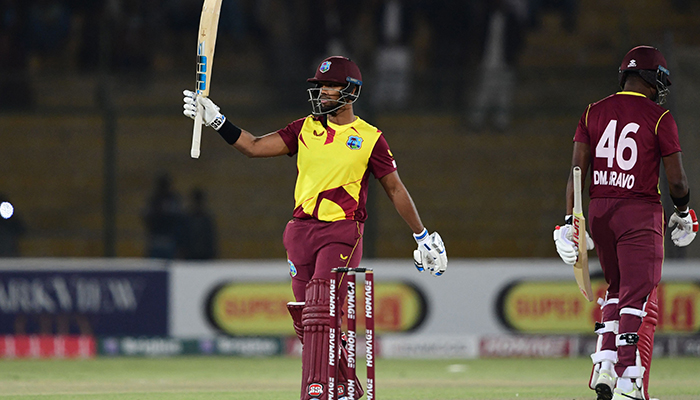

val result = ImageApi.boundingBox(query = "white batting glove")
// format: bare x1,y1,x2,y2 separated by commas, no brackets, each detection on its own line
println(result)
182,89,226,130
553,215,594,265
669,207,698,247
553,224,577,265
413,229,448,276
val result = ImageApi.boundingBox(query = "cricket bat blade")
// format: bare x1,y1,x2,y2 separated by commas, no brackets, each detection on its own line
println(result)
189,0,222,159
572,166,593,302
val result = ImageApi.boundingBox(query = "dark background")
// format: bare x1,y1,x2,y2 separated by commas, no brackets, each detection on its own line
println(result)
1,0,699,259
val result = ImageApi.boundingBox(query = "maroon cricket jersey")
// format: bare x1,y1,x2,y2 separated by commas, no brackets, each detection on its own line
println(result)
574,91,682,203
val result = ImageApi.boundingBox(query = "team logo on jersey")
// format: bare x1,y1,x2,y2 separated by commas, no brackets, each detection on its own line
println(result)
627,59,637,68
346,135,363,150
320,61,332,73
288,259,297,277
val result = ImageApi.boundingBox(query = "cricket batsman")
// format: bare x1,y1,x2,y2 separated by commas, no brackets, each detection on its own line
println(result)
183,55,448,400
554,45,697,400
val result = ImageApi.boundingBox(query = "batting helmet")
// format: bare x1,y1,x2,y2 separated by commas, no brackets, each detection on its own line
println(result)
618,45,671,105
307,56,363,116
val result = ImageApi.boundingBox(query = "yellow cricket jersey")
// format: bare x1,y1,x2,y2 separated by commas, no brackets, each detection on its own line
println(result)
277,115,397,222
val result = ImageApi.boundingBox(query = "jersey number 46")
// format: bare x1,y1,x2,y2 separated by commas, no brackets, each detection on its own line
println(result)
596,120,639,171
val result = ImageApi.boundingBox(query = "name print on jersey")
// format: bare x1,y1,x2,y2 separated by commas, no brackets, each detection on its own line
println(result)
593,170,636,190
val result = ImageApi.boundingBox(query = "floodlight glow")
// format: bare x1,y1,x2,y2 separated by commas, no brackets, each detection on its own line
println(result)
0,202,14,219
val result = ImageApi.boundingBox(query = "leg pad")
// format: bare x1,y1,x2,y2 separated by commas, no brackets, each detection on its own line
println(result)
287,302,305,344
637,288,659,399
301,279,331,400
590,294,620,396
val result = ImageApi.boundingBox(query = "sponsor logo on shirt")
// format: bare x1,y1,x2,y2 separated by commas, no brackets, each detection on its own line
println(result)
346,135,363,150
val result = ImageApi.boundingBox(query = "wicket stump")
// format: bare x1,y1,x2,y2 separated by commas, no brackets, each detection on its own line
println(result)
329,267,375,400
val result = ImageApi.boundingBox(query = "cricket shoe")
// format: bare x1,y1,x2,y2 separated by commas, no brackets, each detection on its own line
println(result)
611,386,644,400
594,369,615,400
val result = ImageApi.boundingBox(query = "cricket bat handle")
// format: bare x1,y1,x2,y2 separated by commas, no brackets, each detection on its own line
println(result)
191,110,203,159
573,166,582,213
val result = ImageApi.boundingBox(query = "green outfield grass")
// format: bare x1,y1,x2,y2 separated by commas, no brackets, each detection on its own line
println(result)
0,356,699,399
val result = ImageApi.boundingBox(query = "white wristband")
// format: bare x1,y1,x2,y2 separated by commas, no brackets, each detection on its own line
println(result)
413,228,428,243
210,114,226,131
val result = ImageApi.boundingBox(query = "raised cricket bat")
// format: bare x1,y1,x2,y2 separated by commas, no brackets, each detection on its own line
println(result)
191,0,223,159
572,166,593,301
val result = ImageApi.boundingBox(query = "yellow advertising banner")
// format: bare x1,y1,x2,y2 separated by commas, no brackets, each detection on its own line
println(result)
206,281,427,336
498,278,700,334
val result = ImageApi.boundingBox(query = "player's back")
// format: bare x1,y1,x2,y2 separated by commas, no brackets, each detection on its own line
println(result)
574,92,681,203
